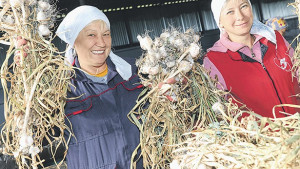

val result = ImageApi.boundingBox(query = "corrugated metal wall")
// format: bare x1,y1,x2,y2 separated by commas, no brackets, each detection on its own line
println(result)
261,0,295,20
108,0,296,48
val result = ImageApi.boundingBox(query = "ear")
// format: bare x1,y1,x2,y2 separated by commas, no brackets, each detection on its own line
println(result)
219,23,224,28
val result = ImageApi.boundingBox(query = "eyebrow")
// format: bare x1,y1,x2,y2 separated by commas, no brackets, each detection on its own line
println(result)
84,29,110,33
224,1,248,11
240,2,248,5
84,29,96,33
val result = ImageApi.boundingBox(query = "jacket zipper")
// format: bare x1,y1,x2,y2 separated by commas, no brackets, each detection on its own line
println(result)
251,48,255,58
260,62,286,113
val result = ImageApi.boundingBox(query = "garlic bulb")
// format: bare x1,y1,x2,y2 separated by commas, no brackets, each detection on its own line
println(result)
37,11,47,21
189,43,200,58
38,24,51,36
14,111,24,129
174,39,184,48
246,120,258,131
166,60,175,68
198,164,209,169
9,0,23,7
160,32,170,40
137,35,153,51
159,46,167,57
171,30,179,37
149,66,159,75
193,34,200,42
178,60,192,73
154,53,161,60
162,68,168,76
13,151,20,158
29,146,40,156
19,134,33,149
212,102,224,115
0,0,7,7
38,0,50,11
140,65,151,74
154,37,162,47
147,53,156,64
5,15,14,25
168,36,175,44
16,116,24,129
170,160,180,169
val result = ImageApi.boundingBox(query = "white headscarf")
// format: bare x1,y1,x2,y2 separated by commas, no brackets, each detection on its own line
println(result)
211,0,276,44
56,5,132,80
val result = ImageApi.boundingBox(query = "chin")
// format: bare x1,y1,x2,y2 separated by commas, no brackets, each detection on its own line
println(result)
237,28,251,35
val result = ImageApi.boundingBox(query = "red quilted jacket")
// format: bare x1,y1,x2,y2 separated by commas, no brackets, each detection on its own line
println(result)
205,31,299,118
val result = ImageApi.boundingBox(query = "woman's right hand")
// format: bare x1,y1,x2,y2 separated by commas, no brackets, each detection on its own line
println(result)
14,36,29,66
158,76,188,102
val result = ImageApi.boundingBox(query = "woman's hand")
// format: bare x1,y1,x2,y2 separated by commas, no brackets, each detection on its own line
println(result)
14,36,29,66
158,76,188,102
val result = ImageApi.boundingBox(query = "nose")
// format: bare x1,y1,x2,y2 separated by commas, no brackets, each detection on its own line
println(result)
235,9,244,21
96,35,106,47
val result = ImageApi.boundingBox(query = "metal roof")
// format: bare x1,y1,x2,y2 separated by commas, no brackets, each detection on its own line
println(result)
56,0,208,14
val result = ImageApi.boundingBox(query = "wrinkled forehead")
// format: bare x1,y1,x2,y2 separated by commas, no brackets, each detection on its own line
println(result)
83,20,110,32
222,0,251,10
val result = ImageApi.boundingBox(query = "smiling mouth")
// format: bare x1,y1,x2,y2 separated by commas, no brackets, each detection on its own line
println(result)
92,50,104,54
236,22,248,27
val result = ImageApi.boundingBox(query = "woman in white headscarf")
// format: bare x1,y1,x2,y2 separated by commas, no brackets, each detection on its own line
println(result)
203,0,299,118
56,5,143,169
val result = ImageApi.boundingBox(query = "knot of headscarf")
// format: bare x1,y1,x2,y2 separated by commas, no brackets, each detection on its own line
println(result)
56,5,132,80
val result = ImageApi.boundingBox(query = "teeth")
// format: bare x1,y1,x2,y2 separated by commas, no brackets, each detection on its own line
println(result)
92,50,104,54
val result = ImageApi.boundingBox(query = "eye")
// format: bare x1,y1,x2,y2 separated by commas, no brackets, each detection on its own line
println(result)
241,4,248,9
103,32,110,36
88,34,95,37
226,10,233,15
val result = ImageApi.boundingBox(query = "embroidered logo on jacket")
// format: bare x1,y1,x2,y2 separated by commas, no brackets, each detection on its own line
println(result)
274,57,291,72
280,58,287,70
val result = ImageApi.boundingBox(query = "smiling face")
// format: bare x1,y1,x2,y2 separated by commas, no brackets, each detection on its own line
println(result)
74,20,111,74
219,0,253,42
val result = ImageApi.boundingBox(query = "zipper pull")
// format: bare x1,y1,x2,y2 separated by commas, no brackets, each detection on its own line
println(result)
261,62,266,70
251,48,255,58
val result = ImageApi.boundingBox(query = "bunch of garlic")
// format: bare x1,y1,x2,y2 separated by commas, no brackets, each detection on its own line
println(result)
36,0,55,36
7,0,35,7
136,28,201,101
137,29,201,77
12,133,40,159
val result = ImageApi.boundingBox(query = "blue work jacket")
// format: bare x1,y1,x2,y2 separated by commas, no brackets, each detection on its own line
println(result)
64,56,143,169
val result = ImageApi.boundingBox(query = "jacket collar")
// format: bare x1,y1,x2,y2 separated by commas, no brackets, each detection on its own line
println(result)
208,32,265,53
73,56,117,83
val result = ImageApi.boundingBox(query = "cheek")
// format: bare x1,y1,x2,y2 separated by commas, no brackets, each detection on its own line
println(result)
245,9,253,19
105,38,112,47
220,17,230,28
219,15,229,26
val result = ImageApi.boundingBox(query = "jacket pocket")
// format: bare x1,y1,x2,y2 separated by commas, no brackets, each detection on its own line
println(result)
65,98,92,117
67,134,117,169
95,163,117,169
